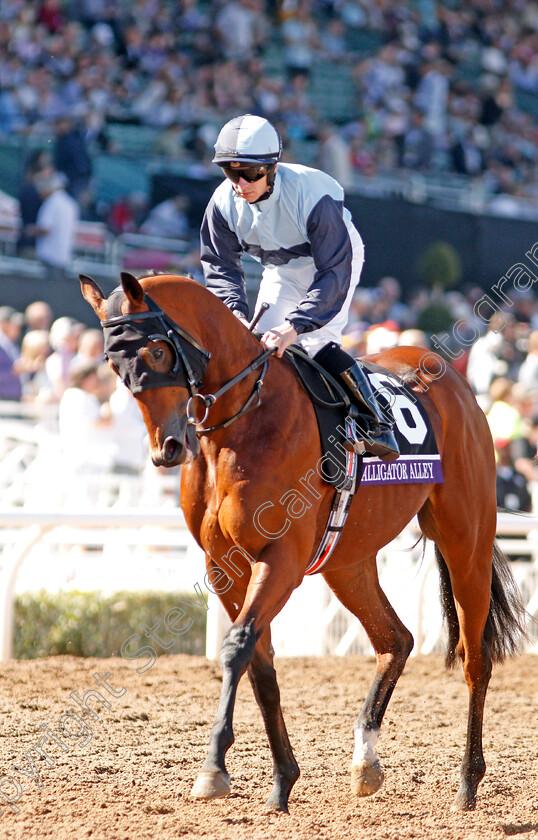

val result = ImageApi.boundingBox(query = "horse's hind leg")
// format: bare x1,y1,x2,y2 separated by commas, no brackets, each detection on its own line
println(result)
247,628,300,812
419,482,498,811
428,533,495,811
323,557,414,798
433,539,493,811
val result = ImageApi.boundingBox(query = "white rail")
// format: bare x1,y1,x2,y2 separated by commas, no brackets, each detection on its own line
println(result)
0,508,203,660
0,509,536,660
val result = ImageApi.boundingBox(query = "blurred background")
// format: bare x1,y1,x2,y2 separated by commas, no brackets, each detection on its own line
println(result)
0,0,537,659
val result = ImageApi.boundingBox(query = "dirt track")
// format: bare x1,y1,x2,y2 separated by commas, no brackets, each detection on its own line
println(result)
0,654,536,840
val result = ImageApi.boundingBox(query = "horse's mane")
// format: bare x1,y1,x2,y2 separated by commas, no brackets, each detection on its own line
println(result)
136,272,261,353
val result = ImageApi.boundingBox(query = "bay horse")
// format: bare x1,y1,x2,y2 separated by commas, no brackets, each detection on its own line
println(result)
81,270,527,814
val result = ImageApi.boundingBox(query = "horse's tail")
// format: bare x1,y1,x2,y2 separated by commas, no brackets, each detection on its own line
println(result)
435,542,530,669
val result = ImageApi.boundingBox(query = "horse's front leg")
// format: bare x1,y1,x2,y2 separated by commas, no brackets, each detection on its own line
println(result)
191,548,300,805
191,618,257,799
247,628,300,812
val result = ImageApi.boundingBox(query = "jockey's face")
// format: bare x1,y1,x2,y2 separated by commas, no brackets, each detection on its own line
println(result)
229,164,276,203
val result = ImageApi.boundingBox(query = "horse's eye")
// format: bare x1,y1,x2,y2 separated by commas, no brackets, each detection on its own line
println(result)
140,341,172,372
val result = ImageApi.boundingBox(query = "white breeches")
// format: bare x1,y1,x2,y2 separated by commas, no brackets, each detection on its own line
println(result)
254,226,364,357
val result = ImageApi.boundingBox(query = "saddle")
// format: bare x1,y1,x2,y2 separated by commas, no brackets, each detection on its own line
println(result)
284,346,442,490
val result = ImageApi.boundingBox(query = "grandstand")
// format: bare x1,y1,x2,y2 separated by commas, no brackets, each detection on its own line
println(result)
0,3,537,346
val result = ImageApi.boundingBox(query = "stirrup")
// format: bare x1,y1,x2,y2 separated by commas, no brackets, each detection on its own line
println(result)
338,363,400,462
343,416,399,462
341,421,367,455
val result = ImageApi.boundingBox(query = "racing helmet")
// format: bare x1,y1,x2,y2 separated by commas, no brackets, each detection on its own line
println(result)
212,114,282,166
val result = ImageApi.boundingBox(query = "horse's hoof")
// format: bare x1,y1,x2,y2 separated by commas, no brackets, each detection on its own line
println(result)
452,786,477,811
190,769,230,800
351,759,384,797
264,792,289,814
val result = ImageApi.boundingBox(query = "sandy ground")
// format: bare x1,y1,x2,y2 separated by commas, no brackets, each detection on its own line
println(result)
0,654,536,840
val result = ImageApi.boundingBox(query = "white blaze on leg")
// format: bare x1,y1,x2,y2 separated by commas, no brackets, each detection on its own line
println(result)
352,727,379,765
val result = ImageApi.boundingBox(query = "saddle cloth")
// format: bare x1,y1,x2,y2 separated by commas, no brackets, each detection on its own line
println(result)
285,349,443,490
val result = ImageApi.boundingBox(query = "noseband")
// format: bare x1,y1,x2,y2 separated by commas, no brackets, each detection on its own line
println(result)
101,287,272,433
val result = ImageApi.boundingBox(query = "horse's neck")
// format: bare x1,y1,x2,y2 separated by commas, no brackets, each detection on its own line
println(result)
196,304,264,394
147,276,262,391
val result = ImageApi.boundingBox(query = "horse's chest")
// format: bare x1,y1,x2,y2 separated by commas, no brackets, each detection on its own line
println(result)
182,454,252,557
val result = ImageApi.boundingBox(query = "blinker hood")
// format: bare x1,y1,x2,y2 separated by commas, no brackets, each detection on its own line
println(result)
102,287,210,395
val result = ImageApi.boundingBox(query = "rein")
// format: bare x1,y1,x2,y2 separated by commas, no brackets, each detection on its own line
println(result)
101,288,274,435
187,350,272,433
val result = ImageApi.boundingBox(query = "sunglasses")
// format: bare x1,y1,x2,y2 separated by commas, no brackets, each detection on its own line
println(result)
222,164,269,184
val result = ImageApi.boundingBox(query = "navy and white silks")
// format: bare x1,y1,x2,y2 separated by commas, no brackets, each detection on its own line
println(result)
200,163,364,357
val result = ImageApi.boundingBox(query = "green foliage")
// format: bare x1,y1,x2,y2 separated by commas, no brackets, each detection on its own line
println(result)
14,590,207,659
416,302,455,335
417,240,462,289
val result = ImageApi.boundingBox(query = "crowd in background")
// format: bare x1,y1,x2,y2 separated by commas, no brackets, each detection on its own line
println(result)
340,277,538,517
1,0,538,514
0,0,537,220
0,301,148,488
3,276,538,515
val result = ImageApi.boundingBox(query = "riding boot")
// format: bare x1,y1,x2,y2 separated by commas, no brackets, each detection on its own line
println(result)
339,361,400,462
313,342,400,462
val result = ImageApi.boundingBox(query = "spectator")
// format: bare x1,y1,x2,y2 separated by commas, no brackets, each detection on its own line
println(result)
414,58,450,138
512,418,538,489
107,193,146,235
494,438,532,513
28,171,79,282
16,150,54,258
58,360,116,483
53,114,93,200
401,110,435,170
398,329,430,349
375,276,414,329
518,330,538,390
24,301,53,333
140,195,191,239
0,84,24,136
16,329,53,403
45,316,83,400
72,328,105,368
0,0,537,222
281,2,319,80
38,0,65,33
486,378,523,444
0,306,23,400
467,315,512,397
450,127,485,176
109,379,148,476
215,0,266,62
153,121,185,159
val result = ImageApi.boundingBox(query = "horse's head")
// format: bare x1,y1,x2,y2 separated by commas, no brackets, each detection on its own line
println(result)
80,271,211,467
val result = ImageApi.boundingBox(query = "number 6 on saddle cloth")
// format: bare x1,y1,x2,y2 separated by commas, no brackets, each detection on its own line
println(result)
284,345,443,491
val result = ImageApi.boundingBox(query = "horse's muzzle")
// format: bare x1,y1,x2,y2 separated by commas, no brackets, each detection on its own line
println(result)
152,419,201,467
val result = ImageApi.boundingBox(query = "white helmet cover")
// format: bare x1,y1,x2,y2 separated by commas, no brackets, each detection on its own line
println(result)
213,114,282,165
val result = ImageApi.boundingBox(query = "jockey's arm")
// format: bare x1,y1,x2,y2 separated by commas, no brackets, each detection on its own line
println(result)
200,198,249,319
286,195,353,335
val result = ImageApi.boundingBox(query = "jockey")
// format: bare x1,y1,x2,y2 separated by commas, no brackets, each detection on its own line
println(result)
200,114,399,462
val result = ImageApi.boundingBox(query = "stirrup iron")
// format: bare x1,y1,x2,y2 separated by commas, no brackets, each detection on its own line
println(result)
339,363,400,462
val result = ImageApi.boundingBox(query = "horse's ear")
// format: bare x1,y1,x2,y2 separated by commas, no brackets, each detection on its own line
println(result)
79,274,107,320
121,271,145,305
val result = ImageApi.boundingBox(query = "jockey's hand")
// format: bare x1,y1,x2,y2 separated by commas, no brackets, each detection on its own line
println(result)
260,322,298,357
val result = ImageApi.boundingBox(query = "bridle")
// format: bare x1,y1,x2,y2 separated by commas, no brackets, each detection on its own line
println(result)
101,289,273,434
